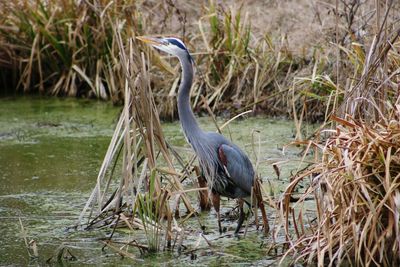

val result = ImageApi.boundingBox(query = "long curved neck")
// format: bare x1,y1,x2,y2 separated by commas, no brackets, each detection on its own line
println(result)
177,56,203,140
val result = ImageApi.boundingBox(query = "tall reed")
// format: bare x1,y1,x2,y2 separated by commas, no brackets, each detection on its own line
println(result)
77,21,198,254
0,1,144,101
0,1,300,119
281,2,400,265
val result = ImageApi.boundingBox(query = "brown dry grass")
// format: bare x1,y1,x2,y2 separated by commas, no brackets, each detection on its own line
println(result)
2,1,400,264
279,2,400,265
2,1,399,121
77,25,198,253
281,114,400,266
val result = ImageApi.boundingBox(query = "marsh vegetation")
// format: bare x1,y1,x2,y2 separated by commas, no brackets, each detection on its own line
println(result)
1,0,400,266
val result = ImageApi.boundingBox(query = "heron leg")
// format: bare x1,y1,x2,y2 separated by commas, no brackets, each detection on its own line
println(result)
211,192,222,234
235,198,245,235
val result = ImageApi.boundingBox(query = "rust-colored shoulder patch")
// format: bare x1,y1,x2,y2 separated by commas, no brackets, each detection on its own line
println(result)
218,145,227,166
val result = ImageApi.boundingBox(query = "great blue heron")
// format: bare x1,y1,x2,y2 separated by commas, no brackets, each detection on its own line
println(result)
138,36,257,234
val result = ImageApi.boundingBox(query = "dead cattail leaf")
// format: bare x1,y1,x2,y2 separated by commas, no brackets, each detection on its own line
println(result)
282,115,400,266
272,163,280,179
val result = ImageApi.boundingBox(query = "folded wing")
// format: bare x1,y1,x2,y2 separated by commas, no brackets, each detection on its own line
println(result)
218,144,255,195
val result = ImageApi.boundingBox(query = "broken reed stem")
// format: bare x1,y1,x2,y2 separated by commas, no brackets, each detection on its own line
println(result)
254,178,270,236
19,218,38,259
282,114,400,266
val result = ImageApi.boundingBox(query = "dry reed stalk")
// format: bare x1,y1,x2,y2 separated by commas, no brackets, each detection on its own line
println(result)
342,8,400,121
0,0,317,120
282,114,400,266
2,1,400,122
77,22,197,253
281,2,400,265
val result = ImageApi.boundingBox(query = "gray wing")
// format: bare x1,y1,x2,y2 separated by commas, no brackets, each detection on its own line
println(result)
218,144,255,194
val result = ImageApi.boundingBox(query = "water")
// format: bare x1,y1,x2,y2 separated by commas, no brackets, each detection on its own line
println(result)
0,97,307,265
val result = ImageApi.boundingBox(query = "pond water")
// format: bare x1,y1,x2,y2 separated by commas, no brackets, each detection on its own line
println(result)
0,97,308,266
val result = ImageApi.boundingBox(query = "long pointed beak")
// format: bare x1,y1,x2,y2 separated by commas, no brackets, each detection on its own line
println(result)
136,36,164,46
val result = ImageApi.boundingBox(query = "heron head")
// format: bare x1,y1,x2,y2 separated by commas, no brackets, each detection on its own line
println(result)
137,36,193,63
